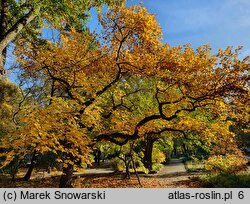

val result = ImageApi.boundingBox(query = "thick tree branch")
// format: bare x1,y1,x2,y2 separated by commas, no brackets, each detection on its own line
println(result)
96,132,132,146
150,127,186,136
0,0,8,36
0,7,37,53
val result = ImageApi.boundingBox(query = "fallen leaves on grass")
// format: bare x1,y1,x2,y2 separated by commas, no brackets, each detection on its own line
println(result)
0,173,202,188
73,175,161,188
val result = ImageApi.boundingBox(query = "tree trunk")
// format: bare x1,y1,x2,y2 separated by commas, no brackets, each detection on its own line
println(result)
22,151,36,181
95,150,101,166
124,156,130,179
172,140,177,158
59,165,74,188
0,54,5,75
130,142,142,187
143,135,157,171
0,0,7,74
0,9,36,53
0,5,37,74
182,143,189,156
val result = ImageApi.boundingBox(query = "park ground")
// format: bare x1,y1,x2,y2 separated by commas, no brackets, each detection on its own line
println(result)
1,159,249,188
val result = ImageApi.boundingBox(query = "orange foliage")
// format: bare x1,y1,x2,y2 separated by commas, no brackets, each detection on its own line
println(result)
0,4,249,175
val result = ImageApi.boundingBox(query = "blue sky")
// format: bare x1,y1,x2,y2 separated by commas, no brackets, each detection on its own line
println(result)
88,0,250,57
6,0,250,81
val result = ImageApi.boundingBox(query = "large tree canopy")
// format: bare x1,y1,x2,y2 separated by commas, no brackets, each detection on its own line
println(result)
0,4,249,187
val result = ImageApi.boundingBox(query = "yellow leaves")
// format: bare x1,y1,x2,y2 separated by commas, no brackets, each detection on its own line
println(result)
100,4,162,52
0,96,93,169
38,146,50,154
109,109,136,134
206,153,248,174
0,151,15,169
82,104,103,129
0,79,20,135
64,160,74,166
56,158,62,163
16,28,120,104
137,119,168,137
3,3,248,174
210,121,234,137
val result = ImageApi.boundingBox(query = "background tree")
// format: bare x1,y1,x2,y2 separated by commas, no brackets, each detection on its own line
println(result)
0,0,125,74
0,78,20,136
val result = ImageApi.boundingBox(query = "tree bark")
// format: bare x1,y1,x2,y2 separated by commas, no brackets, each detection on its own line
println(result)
0,9,36,53
0,6,37,73
143,134,157,171
172,140,178,158
130,142,142,187
0,53,5,75
124,156,130,179
0,0,7,74
22,151,36,181
0,0,8,37
182,143,189,156
59,165,74,188
94,150,101,166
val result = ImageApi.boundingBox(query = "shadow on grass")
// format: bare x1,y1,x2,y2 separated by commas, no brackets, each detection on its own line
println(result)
199,173,250,188
141,171,202,179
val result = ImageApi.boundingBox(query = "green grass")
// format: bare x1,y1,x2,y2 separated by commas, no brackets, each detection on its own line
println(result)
199,173,250,188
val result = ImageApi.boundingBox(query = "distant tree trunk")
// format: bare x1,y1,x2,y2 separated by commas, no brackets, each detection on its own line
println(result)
22,151,36,181
95,150,101,166
143,134,157,171
172,140,178,158
182,143,189,156
130,142,142,187
124,156,130,179
59,165,74,188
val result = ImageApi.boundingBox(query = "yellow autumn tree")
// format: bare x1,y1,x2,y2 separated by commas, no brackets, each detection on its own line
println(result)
0,4,249,187
96,4,249,172
1,30,116,187
0,79,20,137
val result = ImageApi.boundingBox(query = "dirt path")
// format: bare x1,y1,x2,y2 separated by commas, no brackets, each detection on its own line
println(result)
72,159,201,188
0,160,202,188
140,159,201,187
72,159,199,187
75,167,114,176
158,159,186,175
